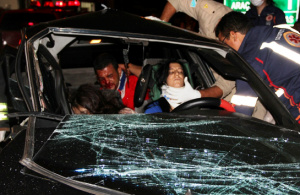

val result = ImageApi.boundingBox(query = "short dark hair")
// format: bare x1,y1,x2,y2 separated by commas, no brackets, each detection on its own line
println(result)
215,11,253,38
156,59,186,88
93,53,118,72
71,84,124,114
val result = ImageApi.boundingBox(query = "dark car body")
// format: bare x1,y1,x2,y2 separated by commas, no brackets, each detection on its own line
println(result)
0,7,300,195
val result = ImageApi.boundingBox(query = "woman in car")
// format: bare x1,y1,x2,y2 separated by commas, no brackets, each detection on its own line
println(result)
71,84,135,114
144,60,200,113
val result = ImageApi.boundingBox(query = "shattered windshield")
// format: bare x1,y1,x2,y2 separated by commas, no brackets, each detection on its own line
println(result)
31,114,300,194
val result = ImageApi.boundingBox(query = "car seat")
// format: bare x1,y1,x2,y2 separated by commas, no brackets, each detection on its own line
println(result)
134,58,194,108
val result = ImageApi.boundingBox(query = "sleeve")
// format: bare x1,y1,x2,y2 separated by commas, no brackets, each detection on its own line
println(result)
168,0,181,12
168,0,196,19
211,69,236,98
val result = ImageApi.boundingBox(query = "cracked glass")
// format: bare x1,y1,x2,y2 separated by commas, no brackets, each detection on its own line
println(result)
32,114,300,194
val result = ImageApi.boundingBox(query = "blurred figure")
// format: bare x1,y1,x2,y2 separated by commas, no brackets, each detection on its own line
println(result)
71,84,135,114
246,0,286,26
144,60,200,113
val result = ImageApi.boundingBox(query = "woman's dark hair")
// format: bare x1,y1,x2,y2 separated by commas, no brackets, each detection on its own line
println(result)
70,84,125,114
156,59,186,88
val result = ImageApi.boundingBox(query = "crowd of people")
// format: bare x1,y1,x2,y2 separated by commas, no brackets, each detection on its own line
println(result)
70,0,300,124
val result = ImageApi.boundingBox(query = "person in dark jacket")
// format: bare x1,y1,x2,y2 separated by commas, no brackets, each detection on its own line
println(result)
246,0,286,26
215,11,300,123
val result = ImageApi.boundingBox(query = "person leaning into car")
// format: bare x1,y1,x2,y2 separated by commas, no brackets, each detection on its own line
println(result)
159,0,236,103
93,53,149,111
214,11,300,123
160,0,232,39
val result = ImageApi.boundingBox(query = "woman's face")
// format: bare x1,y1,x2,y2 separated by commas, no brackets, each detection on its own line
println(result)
166,62,184,88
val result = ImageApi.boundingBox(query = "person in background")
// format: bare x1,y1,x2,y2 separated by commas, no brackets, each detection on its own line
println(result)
246,0,286,26
93,53,149,111
71,84,135,114
144,60,200,114
160,0,232,39
215,11,300,123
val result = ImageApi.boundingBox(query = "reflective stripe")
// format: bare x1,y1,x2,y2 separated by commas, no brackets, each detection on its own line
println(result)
231,95,258,107
275,88,284,97
0,103,7,112
274,24,300,33
260,41,300,65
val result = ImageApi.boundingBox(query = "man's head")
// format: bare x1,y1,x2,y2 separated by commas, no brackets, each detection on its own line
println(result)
215,11,253,51
94,53,122,90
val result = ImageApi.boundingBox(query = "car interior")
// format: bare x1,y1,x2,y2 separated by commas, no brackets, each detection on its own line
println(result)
4,31,300,131
1,33,263,116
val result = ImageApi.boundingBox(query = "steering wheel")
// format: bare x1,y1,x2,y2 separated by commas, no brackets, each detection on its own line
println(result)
172,97,236,113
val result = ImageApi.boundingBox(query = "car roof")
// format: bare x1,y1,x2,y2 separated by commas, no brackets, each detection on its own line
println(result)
25,8,221,46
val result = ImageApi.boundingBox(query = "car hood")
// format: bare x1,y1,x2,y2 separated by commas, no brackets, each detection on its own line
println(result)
20,114,300,194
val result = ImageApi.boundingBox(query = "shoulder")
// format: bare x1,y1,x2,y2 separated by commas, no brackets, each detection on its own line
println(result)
128,75,138,83
265,5,285,15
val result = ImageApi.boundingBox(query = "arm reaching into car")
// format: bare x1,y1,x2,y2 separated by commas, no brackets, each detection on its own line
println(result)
160,2,177,22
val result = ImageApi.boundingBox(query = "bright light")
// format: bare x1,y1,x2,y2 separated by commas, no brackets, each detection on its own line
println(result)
0,113,8,121
55,1,66,7
68,0,80,7
0,103,7,111
44,1,54,7
28,22,34,26
30,0,41,7
231,95,258,107
90,39,102,44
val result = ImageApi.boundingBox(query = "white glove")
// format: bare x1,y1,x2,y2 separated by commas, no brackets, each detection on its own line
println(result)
162,77,201,108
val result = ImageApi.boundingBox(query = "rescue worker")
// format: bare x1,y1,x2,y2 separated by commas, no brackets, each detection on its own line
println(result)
160,0,232,39
246,0,286,26
160,0,235,102
93,53,149,111
215,11,300,123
